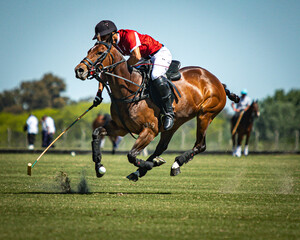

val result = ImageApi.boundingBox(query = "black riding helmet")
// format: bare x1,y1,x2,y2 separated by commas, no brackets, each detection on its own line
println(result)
92,20,117,40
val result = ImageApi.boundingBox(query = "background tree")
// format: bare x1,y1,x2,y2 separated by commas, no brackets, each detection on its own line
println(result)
0,89,22,113
0,73,69,113
255,89,300,141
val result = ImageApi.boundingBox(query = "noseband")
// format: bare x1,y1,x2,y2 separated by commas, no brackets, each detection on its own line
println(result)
80,41,117,79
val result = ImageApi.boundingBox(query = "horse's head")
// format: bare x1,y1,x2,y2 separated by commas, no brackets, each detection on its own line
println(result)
252,100,260,117
75,41,113,80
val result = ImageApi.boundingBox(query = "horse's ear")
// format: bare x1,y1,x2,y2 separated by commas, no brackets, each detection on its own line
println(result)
255,99,258,103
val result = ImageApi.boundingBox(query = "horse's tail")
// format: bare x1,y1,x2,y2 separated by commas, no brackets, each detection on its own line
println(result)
222,84,240,103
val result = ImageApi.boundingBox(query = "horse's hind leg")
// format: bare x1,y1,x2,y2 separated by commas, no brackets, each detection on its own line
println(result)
232,133,237,156
127,128,156,181
171,113,212,176
136,129,177,178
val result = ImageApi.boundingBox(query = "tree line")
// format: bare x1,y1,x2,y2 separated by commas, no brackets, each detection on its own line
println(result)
0,73,69,113
0,73,299,150
255,89,300,142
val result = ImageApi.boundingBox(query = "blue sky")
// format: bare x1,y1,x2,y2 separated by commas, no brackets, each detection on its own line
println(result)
0,0,299,108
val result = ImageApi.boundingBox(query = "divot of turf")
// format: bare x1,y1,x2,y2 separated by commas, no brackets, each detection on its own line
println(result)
77,171,90,194
55,171,72,193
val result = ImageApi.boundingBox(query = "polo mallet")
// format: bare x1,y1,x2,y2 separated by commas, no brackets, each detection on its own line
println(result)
231,110,244,135
27,104,95,176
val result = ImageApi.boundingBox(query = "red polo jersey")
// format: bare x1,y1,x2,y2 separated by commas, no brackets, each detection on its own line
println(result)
116,29,163,58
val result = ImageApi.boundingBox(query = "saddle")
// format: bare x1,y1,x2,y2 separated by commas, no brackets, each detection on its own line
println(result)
166,60,181,81
134,59,181,82
131,59,182,105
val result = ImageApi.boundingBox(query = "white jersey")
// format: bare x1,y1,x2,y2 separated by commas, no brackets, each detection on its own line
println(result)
26,115,38,134
45,116,56,134
236,95,251,110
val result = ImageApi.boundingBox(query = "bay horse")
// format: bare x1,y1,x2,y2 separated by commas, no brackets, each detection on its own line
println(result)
92,113,122,154
231,101,260,157
75,41,239,181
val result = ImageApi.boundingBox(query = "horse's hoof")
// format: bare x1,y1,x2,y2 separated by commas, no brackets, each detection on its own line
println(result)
126,170,140,182
170,167,181,176
170,161,181,176
95,164,106,178
153,156,166,167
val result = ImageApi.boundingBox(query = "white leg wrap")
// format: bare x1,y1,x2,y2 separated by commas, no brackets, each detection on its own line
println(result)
244,145,249,156
236,145,242,157
232,147,236,156
171,161,180,169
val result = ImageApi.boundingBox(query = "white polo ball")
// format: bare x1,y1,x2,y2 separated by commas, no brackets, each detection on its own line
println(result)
71,151,76,157
98,166,106,175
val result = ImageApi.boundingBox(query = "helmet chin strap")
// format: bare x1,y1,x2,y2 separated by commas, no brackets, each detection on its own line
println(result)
107,32,117,45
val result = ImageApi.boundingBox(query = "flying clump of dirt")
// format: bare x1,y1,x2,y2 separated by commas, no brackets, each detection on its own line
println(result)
55,171,72,193
77,172,90,194
55,171,90,194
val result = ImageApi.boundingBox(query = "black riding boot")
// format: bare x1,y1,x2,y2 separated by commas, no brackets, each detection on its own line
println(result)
152,76,174,130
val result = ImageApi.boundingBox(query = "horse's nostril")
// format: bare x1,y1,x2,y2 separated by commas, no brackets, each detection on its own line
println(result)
78,68,84,73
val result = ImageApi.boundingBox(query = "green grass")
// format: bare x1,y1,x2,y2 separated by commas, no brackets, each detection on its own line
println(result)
0,153,299,240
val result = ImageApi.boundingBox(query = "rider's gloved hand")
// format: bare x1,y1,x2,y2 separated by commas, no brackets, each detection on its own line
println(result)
93,91,103,107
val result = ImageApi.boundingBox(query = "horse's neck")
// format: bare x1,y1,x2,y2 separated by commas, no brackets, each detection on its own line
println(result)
108,49,142,99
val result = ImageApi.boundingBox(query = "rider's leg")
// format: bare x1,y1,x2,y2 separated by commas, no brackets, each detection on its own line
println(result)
152,76,174,130
151,46,173,131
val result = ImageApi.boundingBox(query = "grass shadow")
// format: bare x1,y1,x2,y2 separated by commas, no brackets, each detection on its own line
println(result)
6,191,172,195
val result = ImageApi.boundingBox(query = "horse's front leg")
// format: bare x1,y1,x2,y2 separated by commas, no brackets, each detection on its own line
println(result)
244,131,251,156
92,127,107,178
127,128,156,181
92,120,127,178
236,132,244,157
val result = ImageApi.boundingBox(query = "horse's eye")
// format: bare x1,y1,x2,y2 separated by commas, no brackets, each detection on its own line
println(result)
97,52,103,55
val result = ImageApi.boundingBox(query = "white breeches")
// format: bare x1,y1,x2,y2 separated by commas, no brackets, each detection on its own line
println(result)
150,46,172,80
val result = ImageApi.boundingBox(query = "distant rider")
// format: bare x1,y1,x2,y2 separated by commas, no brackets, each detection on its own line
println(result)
231,89,251,122
92,20,174,131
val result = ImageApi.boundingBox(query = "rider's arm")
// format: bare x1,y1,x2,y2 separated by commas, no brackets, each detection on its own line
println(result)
244,104,251,112
231,102,237,112
243,98,252,112
93,82,104,106
127,47,142,66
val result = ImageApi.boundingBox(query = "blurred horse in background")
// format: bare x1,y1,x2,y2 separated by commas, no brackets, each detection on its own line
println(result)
92,113,122,154
231,101,260,157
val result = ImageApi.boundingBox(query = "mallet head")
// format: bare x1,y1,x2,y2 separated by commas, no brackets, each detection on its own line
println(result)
27,163,32,176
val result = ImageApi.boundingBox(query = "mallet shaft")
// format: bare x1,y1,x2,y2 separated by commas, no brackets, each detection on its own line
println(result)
29,105,94,172
232,110,244,135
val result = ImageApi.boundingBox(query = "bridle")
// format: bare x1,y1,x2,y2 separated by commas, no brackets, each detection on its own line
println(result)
80,41,125,79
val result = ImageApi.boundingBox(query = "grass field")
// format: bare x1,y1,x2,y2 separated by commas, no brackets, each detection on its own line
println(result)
0,153,299,240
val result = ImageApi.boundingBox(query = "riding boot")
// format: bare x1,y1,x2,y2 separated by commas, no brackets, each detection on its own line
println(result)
152,76,174,130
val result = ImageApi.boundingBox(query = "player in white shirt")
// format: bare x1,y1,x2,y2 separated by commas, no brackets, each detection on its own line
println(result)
231,89,251,113
45,116,56,147
25,114,38,149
